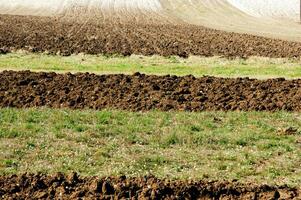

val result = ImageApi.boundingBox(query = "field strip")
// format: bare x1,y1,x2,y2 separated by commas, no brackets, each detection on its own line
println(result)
1,53,301,79
1,108,301,187
1,15,301,59
1,173,299,198
1,70,301,112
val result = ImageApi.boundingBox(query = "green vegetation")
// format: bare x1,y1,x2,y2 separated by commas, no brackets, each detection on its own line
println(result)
1,52,300,185
1,52,301,78
0,108,300,186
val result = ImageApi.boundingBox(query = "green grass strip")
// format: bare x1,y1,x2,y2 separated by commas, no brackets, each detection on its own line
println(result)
0,108,300,186
1,52,301,78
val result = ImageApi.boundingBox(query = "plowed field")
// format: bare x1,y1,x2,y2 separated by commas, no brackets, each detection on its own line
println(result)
1,1,301,196
1,70,301,112
1,173,299,199
1,15,301,58
1,0,301,42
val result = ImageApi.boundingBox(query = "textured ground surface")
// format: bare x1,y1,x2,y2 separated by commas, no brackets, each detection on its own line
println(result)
0,173,300,199
1,15,301,58
1,70,301,112
1,1,300,196
1,0,300,42
0,1,301,57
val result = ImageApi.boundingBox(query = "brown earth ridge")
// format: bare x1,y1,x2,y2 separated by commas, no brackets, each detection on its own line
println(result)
1,14,301,58
1,70,301,112
0,173,300,199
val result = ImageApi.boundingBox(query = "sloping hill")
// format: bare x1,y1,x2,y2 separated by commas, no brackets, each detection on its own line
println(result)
0,0,300,42
161,0,301,41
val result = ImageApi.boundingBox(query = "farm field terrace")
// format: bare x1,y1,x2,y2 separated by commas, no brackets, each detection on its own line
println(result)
1,52,301,79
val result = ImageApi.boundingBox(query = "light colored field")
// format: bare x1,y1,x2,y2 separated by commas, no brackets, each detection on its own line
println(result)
0,0,163,17
162,0,301,42
0,0,162,14
1,52,301,79
227,0,299,20
0,0,300,41
1,108,301,186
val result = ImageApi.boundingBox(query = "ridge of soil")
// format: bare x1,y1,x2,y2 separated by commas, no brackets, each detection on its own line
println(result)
1,70,301,112
1,14,301,58
0,173,299,199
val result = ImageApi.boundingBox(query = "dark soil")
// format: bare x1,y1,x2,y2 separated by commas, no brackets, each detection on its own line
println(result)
0,173,299,199
1,70,301,112
1,14,301,58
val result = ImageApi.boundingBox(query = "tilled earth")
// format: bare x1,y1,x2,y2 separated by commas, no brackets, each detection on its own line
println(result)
1,14,301,58
0,173,300,199
1,70,301,112
2,9,301,199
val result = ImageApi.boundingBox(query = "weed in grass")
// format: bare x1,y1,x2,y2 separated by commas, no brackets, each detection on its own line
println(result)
135,155,169,171
163,133,180,147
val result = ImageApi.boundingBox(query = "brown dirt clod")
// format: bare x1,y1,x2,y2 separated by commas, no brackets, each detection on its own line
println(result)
0,173,300,199
1,70,301,112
